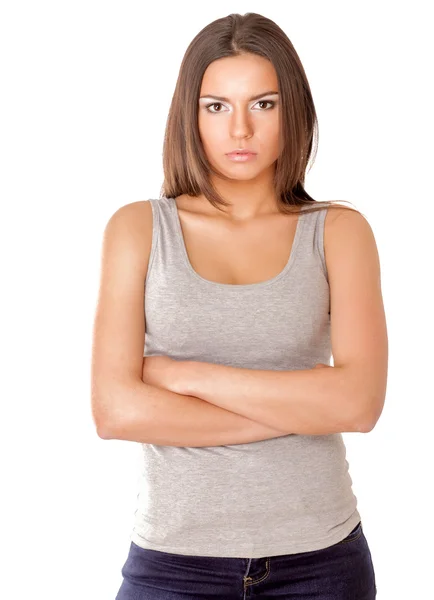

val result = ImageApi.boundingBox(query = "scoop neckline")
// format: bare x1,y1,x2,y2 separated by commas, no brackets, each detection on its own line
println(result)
167,196,306,290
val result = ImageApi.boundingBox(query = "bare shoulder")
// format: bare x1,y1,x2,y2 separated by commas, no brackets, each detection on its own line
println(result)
324,205,376,248
102,200,154,279
324,204,368,224
323,204,381,285
107,199,153,235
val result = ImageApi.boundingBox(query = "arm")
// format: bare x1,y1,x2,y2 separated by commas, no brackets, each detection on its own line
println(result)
179,209,388,435
90,201,286,447
182,361,357,435
100,378,289,446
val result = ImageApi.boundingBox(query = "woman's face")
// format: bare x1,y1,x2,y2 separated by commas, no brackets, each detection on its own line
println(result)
198,53,281,181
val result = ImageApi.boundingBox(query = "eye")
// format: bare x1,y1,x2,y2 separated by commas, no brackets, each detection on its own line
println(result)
256,100,275,110
204,100,276,113
205,102,227,113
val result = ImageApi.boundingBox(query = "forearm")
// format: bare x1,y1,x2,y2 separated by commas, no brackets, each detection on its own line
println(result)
100,380,289,447
184,362,366,435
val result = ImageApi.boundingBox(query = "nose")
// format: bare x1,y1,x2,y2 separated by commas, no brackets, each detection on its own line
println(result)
229,108,253,139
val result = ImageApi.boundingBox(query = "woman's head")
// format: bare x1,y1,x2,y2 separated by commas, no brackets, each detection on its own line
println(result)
161,13,348,214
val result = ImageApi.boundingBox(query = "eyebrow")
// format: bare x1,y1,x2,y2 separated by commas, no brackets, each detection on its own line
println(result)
199,91,279,102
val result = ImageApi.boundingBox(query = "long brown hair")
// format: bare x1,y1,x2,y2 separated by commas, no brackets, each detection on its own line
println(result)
160,12,356,217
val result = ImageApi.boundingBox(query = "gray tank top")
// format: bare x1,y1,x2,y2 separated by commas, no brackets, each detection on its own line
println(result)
130,195,361,558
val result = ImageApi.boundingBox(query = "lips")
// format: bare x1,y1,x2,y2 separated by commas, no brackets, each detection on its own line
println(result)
226,150,256,156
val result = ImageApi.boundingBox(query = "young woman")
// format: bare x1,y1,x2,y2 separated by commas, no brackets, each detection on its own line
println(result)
91,12,387,599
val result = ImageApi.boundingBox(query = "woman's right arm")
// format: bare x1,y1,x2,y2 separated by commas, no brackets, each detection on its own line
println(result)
91,200,288,446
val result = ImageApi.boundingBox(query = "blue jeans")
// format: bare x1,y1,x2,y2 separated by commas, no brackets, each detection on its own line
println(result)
115,521,377,599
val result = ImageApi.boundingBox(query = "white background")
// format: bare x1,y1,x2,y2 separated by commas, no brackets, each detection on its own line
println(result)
1,2,432,598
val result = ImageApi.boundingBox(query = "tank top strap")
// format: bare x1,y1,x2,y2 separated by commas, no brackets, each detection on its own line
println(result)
145,197,162,287
297,204,329,284
146,195,198,288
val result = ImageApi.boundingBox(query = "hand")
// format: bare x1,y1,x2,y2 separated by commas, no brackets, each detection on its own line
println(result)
141,355,186,394
313,363,331,369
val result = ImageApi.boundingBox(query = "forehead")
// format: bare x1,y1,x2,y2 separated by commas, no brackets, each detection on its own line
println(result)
199,54,278,98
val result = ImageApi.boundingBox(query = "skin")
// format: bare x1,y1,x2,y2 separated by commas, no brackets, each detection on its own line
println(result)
141,355,330,394
142,53,329,389
195,52,281,221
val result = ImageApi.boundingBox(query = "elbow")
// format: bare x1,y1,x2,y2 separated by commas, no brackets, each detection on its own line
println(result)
91,378,151,441
91,377,134,440
93,411,114,439
349,413,374,434
357,419,376,433
354,420,374,434
339,364,386,433
93,402,126,439
353,391,385,433
96,412,131,439
96,421,113,439
91,387,118,440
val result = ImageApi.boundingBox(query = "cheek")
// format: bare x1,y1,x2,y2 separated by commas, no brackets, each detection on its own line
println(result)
261,115,280,137
258,120,280,152
199,119,226,151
